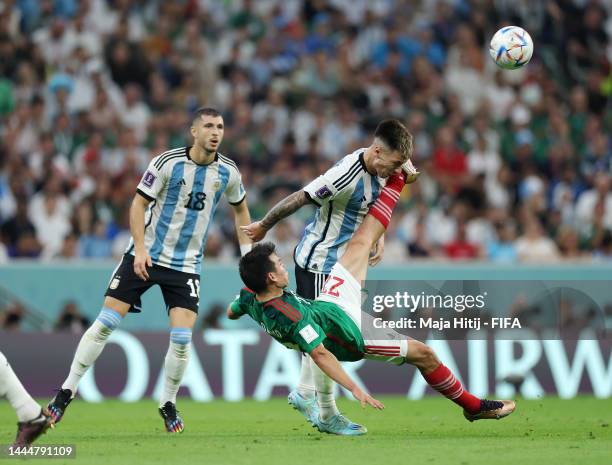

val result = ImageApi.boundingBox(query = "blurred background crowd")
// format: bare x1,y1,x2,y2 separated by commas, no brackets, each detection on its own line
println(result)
0,0,611,268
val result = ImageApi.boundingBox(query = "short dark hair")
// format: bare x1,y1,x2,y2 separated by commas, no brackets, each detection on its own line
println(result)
192,107,222,124
374,119,413,161
239,242,276,293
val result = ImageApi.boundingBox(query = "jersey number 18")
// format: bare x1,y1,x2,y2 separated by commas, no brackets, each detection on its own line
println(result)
185,192,206,211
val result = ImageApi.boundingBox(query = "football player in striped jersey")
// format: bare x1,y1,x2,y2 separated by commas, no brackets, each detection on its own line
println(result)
48,108,253,433
242,119,418,432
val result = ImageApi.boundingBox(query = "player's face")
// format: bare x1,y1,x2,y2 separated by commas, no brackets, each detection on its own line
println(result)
192,115,224,153
268,253,289,289
372,146,404,178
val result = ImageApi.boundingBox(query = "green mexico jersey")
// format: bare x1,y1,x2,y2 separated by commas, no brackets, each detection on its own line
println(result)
230,288,364,362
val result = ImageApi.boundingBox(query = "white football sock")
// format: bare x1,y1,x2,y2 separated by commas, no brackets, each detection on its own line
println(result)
297,355,316,400
313,361,339,420
0,351,41,422
159,328,192,407
62,307,122,394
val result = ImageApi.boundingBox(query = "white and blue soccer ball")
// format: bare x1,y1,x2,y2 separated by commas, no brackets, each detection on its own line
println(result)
489,26,533,70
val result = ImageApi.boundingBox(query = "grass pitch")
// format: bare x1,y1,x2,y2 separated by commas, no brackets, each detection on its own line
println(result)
1,397,611,465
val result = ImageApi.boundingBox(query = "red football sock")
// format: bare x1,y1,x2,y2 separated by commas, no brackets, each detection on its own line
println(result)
367,172,405,229
421,364,481,414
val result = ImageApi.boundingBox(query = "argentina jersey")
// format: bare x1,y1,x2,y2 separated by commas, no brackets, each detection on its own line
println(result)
126,147,246,274
295,148,384,274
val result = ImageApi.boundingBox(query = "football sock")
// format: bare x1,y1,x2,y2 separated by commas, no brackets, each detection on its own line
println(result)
297,355,316,400
0,351,41,422
159,327,192,407
313,361,339,420
421,364,481,414
367,172,405,229
61,307,123,394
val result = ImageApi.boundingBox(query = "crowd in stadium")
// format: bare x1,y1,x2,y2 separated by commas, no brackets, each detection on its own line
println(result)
0,0,610,265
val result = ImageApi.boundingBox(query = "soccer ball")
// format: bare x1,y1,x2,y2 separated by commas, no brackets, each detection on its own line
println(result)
489,26,533,70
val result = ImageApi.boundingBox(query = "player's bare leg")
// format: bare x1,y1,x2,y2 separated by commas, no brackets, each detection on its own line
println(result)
337,160,419,280
337,215,389,283
338,171,405,282
158,307,196,433
337,172,515,422
48,296,130,423
312,172,406,436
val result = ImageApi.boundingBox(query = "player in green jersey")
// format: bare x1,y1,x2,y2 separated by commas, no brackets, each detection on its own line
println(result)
229,171,516,434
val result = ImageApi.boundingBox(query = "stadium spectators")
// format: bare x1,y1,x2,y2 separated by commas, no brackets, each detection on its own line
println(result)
200,303,225,331
515,215,560,262
0,302,25,331
0,0,609,263
54,300,89,333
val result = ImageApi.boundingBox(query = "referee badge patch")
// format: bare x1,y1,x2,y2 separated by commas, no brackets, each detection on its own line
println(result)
315,186,332,199
142,170,156,188
299,324,319,344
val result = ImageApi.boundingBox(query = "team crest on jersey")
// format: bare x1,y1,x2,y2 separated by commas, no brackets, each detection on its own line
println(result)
142,170,156,188
110,276,121,290
213,180,221,191
315,186,332,199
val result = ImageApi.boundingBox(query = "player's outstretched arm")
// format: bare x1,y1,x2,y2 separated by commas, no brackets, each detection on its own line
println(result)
231,199,253,254
241,190,310,242
310,344,384,410
130,193,153,281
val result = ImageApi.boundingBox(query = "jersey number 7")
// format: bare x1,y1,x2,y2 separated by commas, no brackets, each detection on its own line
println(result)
321,276,344,297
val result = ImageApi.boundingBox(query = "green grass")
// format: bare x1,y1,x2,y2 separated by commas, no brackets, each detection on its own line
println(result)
1,397,611,465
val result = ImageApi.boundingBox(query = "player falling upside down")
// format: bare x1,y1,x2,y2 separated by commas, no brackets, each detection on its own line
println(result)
1,351,54,447
229,170,515,434
47,107,252,433
242,119,419,434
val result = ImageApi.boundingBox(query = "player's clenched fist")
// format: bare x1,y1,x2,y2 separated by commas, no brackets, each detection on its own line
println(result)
133,251,152,281
241,222,267,242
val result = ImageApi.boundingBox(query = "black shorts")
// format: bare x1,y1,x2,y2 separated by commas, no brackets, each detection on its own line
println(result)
294,264,329,300
105,254,200,313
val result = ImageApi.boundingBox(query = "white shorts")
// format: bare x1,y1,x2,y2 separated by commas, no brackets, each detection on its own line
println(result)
316,263,408,365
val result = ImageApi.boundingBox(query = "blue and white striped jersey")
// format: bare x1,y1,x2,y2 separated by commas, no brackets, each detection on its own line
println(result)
295,148,385,274
126,146,245,274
